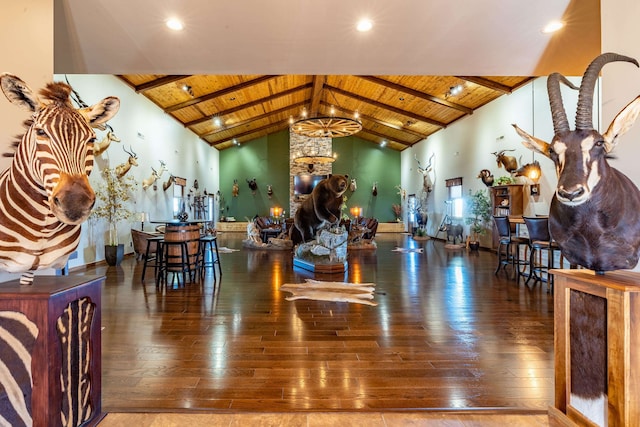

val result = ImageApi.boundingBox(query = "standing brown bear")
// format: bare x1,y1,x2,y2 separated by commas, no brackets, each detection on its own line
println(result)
293,174,349,242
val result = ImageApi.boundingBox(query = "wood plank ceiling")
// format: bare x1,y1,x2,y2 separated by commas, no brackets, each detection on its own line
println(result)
117,74,533,151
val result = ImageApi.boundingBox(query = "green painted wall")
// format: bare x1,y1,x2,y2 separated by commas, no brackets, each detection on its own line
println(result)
219,130,401,222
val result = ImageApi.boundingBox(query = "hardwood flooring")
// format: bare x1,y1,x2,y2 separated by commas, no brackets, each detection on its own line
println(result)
89,233,555,415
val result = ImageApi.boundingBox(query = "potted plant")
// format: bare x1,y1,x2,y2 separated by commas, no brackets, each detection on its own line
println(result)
465,189,492,250
91,167,137,265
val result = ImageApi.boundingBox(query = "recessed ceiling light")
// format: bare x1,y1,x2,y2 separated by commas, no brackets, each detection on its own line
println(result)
542,20,564,34
166,18,184,31
356,18,373,32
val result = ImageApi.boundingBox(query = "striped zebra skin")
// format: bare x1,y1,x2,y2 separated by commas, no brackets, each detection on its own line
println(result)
0,311,39,427
56,297,95,427
0,74,119,285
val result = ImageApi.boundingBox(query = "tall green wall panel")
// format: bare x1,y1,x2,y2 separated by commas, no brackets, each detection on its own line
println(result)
219,130,401,222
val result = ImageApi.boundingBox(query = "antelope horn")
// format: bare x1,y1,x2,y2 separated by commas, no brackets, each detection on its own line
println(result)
576,52,639,131
122,145,132,156
547,73,578,134
129,145,137,157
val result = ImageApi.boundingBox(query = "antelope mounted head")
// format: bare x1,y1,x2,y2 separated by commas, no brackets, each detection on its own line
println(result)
513,52,640,272
115,145,138,179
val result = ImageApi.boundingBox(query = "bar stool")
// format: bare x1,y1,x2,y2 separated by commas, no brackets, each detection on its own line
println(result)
159,240,195,286
494,216,529,281
197,235,221,280
141,236,163,281
523,216,562,293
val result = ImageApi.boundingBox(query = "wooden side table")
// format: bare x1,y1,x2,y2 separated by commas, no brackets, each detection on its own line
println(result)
0,275,104,427
551,269,640,427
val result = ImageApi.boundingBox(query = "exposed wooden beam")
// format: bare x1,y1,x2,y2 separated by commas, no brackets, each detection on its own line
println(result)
209,122,290,146
184,82,312,128
166,75,279,112
132,75,189,93
456,76,512,94
202,101,306,141
308,75,326,117
358,75,474,115
358,128,412,146
327,85,447,129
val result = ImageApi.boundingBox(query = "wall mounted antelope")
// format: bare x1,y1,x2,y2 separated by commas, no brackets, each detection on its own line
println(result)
266,184,273,198
162,174,175,192
114,145,138,179
142,167,158,190
514,52,640,273
415,153,434,193
232,179,239,197
93,124,120,156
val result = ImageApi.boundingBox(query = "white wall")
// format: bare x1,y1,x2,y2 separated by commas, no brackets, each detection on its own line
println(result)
402,76,585,247
55,75,220,269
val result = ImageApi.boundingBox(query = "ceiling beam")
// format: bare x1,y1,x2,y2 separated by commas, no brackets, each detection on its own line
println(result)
308,75,326,117
209,122,290,146
184,82,312,128
456,76,512,94
358,76,474,115
327,85,447,129
358,128,412,146
202,101,307,141
166,75,279,112
127,75,189,93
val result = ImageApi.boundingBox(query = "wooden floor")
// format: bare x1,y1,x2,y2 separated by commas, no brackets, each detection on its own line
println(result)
88,232,555,415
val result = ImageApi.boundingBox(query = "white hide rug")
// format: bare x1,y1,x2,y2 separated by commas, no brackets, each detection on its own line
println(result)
217,246,239,253
391,247,424,253
280,279,377,306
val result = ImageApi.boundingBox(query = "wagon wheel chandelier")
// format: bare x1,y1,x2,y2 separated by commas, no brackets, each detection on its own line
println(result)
290,86,362,139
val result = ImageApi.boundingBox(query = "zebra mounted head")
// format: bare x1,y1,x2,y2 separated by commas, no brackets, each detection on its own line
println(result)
1,74,119,224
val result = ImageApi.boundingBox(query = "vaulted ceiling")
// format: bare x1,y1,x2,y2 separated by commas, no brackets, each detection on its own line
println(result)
56,0,600,151
116,74,533,151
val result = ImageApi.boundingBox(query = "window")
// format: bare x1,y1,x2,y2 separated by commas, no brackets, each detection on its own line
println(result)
445,177,463,218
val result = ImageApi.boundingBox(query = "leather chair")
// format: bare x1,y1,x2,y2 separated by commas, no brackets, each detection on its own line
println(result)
493,216,529,281
523,216,561,293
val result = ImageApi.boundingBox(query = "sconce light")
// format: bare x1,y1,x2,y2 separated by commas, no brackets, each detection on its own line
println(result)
350,206,362,218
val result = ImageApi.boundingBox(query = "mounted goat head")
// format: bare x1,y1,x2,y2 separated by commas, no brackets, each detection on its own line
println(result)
491,149,518,172
513,52,640,272
415,153,434,193
477,169,494,187
115,145,138,179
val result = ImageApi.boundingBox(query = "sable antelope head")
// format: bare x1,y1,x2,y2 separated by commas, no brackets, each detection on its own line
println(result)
513,53,640,206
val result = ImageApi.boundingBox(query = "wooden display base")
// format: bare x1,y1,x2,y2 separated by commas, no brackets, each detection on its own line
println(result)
293,257,347,273
551,269,640,427
0,275,104,427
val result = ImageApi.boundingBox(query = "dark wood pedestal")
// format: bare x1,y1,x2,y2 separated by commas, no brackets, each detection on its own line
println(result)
0,275,104,427
551,270,640,427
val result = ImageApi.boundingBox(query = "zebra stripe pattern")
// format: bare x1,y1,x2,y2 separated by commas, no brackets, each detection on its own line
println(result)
0,74,119,285
0,311,39,427
56,297,95,427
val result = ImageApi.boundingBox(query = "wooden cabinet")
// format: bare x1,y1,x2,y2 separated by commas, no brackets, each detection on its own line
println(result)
490,184,524,248
0,275,104,427
550,270,640,427
490,184,524,217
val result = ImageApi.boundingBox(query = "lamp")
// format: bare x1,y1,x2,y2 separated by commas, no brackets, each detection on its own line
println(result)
520,160,542,195
350,207,362,219
290,86,362,138
136,212,149,230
